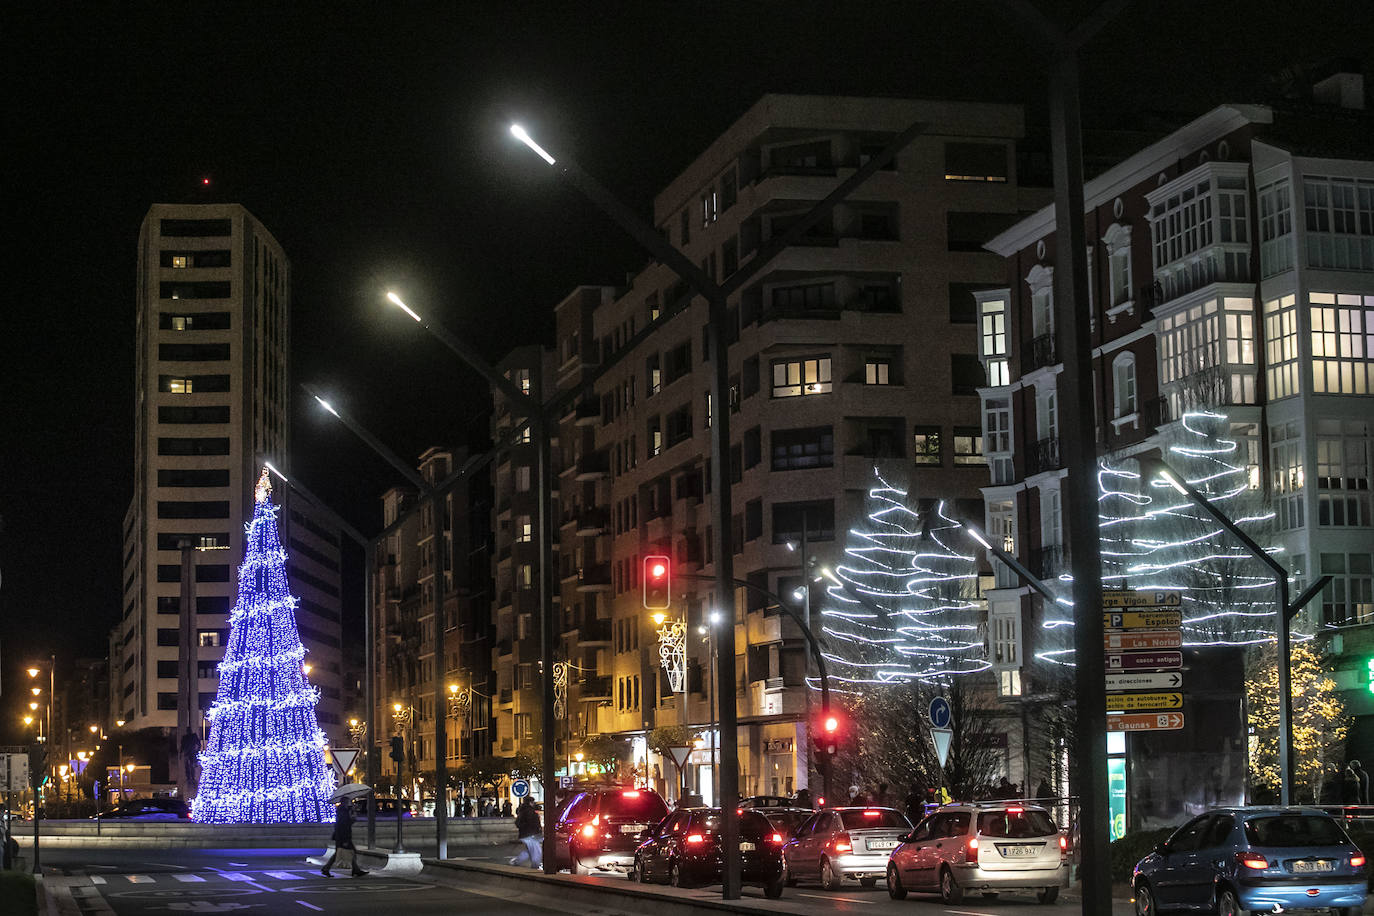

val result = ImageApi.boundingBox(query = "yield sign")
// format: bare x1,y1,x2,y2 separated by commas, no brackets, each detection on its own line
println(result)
666,745,693,770
930,728,953,768
330,748,360,783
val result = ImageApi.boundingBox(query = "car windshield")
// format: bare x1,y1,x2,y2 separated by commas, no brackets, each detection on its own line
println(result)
697,812,774,838
602,791,668,821
840,809,910,829
977,809,1058,838
1244,815,1350,848
764,810,812,834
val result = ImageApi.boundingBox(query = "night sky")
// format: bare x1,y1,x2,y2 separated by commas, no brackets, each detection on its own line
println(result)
3,2,1369,742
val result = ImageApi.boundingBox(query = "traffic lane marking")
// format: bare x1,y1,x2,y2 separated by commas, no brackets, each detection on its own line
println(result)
297,902,324,911
173,873,207,882
797,891,873,903
90,876,105,884
126,875,154,883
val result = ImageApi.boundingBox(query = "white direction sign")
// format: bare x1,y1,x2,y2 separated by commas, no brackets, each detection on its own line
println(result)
329,748,360,783
1,754,30,792
1105,671,1184,692
930,728,953,768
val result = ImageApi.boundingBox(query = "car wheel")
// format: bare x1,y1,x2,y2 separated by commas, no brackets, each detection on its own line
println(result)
668,862,682,888
1215,888,1246,916
860,876,877,888
1134,881,1156,916
939,866,964,904
628,855,643,883
567,843,583,875
886,864,907,900
820,857,840,891
1037,885,1059,905
763,876,784,899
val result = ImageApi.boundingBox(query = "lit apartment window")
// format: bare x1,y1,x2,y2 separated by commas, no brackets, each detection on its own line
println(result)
647,354,661,397
999,669,1023,697
953,427,985,466
865,359,891,385
701,189,717,227
198,630,220,647
515,466,531,492
648,417,662,458
1316,419,1371,527
516,516,531,543
171,255,189,268
771,356,832,398
1264,294,1300,400
168,377,193,393
1258,179,1295,277
1303,176,1374,271
980,299,1009,385
518,563,533,589
983,398,1011,453
913,426,942,465
1270,420,1305,530
1320,552,1374,625
1310,292,1374,395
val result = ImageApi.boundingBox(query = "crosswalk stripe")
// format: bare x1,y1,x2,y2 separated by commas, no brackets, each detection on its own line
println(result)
265,870,302,880
90,876,106,885
126,875,154,883
221,872,253,881
173,874,207,882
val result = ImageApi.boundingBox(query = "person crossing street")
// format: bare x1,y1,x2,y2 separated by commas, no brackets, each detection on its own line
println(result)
322,800,368,877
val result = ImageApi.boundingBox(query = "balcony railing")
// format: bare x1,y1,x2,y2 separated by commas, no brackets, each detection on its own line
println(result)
1032,544,1066,580
1025,437,1061,477
574,452,610,481
1021,332,1058,374
576,563,612,591
1143,396,1170,429
574,507,610,535
576,617,612,645
579,675,612,699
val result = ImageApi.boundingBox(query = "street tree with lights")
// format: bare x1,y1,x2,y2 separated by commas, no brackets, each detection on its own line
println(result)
1247,641,1347,804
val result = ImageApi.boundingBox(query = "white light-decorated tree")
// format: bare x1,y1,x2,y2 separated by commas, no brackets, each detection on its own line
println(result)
191,468,334,823
1038,409,1284,667
821,470,989,686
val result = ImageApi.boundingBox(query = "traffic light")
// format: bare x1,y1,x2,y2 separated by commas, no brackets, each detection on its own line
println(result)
389,736,405,763
643,555,671,610
821,712,841,756
29,744,48,788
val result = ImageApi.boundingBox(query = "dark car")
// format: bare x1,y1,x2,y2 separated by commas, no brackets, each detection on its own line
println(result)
1133,807,1367,915
739,795,795,809
554,786,670,874
631,807,786,898
347,797,413,818
758,807,815,839
98,798,189,821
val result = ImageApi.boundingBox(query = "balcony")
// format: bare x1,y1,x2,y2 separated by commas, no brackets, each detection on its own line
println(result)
574,507,610,536
499,688,513,706
1021,332,1058,374
574,452,610,481
1025,437,1061,477
1031,544,1066,580
573,399,600,427
579,675,612,701
1143,396,1170,429
575,563,612,592
576,617,612,646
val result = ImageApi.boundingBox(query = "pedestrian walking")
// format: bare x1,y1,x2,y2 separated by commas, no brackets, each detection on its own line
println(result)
1353,760,1370,805
903,782,925,823
502,798,513,817
322,801,368,878
509,797,543,869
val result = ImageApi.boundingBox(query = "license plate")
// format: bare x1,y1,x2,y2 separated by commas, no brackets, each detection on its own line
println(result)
1292,859,1334,873
739,842,756,852
1000,845,1039,857
619,824,642,834
867,840,898,850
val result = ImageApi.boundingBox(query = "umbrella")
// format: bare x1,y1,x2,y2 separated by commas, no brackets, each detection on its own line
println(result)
329,783,373,803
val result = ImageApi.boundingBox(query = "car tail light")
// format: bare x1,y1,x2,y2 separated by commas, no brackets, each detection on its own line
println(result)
685,833,706,845
832,832,853,853
968,837,979,856
769,833,783,844
1352,854,1366,868
581,824,597,838
1059,835,1067,850
622,790,640,798
1237,852,1268,870
1006,806,1023,814
863,810,881,817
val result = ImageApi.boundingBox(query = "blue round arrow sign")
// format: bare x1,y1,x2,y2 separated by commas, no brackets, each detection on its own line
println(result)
929,696,952,729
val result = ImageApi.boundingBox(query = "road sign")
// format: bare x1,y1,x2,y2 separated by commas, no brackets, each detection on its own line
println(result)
1106,650,1183,671
666,745,693,769
1105,671,1184,692
558,775,573,789
329,748,360,784
1102,591,1182,608
1,753,30,792
511,779,530,799
1105,692,1184,712
928,697,952,729
1108,711,1185,732
1105,630,1182,651
930,728,953,767
1104,610,1183,631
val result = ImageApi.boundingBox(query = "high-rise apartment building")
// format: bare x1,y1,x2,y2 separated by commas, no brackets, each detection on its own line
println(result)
116,204,343,748
975,74,1372,805
482,95,1044,799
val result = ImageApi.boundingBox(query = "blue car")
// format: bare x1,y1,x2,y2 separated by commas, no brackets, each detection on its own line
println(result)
1133,807,1367,915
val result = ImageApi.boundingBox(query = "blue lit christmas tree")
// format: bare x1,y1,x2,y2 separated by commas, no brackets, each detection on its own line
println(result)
191,468,334,823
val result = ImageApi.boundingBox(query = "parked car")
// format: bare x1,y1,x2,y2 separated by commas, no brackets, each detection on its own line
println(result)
757,807,815,839
631,807,786,897
96,798,190,821
783,806,912,889
886,802,1066,904
739,795,795,809
553,786,670,874
348,797,413,818
1132,807,1367,915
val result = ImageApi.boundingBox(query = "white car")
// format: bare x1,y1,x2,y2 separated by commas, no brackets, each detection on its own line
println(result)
886,802,1067,904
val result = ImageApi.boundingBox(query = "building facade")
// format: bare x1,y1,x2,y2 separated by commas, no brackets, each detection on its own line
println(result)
116,204,343,749
976,77,1373,802
481,94,1045,798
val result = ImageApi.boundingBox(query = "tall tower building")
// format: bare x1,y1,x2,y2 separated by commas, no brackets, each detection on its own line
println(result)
117,204,342,745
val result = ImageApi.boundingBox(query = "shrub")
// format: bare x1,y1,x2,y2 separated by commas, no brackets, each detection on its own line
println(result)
1109,827,1174,883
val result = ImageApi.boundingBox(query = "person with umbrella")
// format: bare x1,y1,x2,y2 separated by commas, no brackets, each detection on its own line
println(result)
322,784,370,878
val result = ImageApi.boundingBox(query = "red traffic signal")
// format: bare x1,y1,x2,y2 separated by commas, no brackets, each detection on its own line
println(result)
643,555,671,610
819,711,842,755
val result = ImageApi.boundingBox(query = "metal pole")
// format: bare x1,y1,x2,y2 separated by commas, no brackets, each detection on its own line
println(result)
365,540,378,849
1049,49,1112,915
432,489,449,858
535,409,559,874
